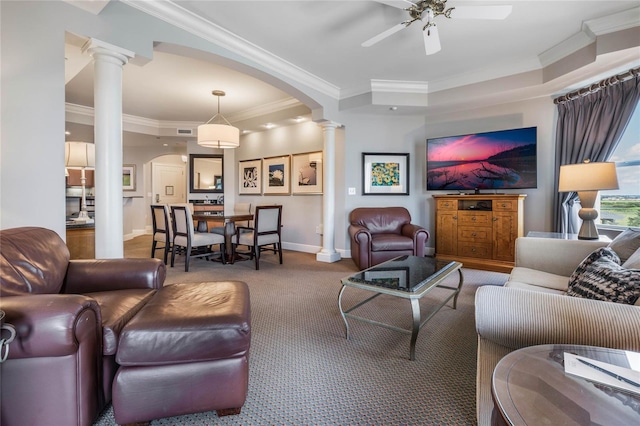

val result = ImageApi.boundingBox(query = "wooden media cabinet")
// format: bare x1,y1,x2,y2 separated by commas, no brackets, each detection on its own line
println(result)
433,194,526,273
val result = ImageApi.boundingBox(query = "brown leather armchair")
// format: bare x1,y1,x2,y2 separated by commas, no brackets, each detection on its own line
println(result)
0,227,165,426
348,207,429,270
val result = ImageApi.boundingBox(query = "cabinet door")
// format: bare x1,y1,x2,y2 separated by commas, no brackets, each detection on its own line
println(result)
436,211,457,255
493,211,517,261
66,227,95,259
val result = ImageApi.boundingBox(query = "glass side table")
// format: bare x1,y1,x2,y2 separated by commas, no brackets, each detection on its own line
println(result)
526,231,612,242
492,344,640,425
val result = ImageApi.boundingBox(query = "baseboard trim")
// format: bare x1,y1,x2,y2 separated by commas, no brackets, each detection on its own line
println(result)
282,242,350,259
124,229,148,241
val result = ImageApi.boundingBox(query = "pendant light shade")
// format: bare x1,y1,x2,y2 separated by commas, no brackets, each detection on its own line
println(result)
197,90,240,149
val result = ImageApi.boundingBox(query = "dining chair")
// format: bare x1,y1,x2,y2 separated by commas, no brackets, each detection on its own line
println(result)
170,205,226,271
232,205,283,270
150,204,172,264
233,202,252,227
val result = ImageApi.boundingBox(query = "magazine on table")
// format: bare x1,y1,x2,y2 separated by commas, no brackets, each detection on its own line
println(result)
564,352,640,395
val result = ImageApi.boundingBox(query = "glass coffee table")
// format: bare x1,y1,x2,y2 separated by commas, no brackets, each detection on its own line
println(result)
338,255,463,361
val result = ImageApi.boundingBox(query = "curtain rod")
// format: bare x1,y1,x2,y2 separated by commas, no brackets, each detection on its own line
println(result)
554,67,640,104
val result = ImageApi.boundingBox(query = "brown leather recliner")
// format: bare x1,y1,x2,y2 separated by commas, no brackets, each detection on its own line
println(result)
348,207,429,270
0,227,165,426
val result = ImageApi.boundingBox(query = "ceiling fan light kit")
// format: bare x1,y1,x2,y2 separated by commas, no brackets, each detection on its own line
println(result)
363,0,512,55
197,90,240,149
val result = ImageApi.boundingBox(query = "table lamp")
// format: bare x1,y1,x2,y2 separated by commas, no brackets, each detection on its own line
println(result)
65,141,96,223
558,161,618,240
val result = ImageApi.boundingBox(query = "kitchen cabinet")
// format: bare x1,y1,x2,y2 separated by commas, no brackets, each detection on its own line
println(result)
67,169,94,187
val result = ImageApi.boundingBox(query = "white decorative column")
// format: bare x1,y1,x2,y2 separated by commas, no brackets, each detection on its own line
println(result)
82,39,134,258
316,121,341,263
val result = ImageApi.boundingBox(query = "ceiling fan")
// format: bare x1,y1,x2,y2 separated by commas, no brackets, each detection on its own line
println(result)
362,0,512,55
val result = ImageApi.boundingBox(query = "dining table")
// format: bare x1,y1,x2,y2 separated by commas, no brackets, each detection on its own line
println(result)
192,212,254,262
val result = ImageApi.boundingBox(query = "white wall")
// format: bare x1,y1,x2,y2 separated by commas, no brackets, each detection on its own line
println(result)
1,1,68,237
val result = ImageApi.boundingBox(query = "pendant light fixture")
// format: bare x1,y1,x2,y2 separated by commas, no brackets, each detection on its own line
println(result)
197,90,240,149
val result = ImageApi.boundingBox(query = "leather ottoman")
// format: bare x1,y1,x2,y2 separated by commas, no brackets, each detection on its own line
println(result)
112,281,251,425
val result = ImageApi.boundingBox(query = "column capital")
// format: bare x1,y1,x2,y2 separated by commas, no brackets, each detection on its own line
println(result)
317,121,340,131
82,38,135,65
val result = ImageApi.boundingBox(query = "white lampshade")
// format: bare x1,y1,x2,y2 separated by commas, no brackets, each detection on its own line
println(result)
65,141,95,169
197,90,240,149
197,123,240,149
558,161,619,192
558,161,619,240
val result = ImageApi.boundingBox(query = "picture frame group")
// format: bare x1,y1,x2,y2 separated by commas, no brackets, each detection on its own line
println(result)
239,151,323,196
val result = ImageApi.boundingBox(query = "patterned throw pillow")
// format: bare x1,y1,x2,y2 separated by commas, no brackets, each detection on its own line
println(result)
567,247,640,305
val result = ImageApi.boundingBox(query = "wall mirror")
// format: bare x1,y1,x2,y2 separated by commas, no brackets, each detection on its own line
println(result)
189,154,224,193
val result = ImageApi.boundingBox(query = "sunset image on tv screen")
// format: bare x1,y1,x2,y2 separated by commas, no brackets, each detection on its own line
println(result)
427,127,537,191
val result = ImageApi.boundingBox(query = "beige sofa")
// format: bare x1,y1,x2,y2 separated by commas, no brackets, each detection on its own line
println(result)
475,237,640,426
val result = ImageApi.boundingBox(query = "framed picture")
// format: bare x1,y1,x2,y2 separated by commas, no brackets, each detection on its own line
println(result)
122,164,136,191
262,155,290,195
238,159,262,195
291,151,323,195
165,185,174,196
362,153,409,195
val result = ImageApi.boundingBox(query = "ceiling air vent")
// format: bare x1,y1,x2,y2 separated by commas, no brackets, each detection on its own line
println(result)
176,128,194,136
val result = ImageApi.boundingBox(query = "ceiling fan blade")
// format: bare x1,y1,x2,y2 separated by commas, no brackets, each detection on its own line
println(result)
451,5,513,20
423,25,441,55
372,0,417,10
362,23,408,47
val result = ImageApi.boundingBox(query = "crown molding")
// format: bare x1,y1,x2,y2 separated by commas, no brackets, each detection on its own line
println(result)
228,97,304,122
65,97,306,135
539,7,639,68
538,31,595,68
584,7,640,36
121,0,340,100
370,80,429,94
63,0,111,15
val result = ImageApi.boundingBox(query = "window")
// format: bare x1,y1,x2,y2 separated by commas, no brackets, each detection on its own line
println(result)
600,101,640,228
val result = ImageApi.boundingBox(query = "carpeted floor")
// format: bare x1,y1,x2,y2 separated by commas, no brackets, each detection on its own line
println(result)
94,236,507,425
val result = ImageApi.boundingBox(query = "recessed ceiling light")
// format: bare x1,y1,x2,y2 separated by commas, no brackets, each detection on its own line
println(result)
294,116,305,123
163,143,168,146
264,123,275,129
389,106,398,111
242,129,251,134
65,130,71,135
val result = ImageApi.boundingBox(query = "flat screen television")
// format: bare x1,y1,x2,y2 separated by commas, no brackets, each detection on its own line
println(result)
426,126,537,191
